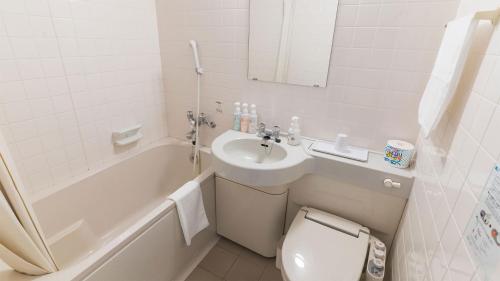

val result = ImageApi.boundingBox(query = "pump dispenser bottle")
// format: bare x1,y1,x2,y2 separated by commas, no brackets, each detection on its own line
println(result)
249,104,258,134
240,103,250,133
233,102,241,131
287,116,301,145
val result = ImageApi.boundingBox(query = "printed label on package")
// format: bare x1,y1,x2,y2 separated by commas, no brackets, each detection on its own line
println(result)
465,164,500,280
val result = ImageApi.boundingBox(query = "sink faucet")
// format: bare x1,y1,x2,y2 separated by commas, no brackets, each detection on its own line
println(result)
258,123,281,144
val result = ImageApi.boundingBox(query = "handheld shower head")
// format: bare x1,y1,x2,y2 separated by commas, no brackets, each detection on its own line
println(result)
189,40,203,75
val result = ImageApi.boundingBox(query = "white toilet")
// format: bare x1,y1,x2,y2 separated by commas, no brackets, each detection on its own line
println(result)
281,207,371,281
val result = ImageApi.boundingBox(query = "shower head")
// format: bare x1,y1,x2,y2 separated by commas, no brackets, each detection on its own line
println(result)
189,40,203,75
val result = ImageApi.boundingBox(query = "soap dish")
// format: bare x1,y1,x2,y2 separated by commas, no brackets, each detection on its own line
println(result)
311,141,369,162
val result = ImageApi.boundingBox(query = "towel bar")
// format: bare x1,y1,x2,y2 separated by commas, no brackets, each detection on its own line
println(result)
445,7,500,28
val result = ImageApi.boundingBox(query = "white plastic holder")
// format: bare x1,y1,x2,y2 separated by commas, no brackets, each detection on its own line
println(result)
365,236,386,281
112,124,143,146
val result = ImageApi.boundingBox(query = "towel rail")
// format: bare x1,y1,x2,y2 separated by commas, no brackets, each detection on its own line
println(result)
445,7,500,28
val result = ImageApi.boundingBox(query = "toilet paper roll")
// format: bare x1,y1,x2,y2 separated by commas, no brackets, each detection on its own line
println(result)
384,140,415,169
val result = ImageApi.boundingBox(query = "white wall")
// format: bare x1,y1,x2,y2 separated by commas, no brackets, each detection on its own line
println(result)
0,0,167,196
390,0,500,279
156,0,458,151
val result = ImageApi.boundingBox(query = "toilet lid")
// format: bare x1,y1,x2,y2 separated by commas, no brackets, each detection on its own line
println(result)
282,211,369,281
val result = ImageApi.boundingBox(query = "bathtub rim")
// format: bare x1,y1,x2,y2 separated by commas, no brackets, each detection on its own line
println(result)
30,137,210,204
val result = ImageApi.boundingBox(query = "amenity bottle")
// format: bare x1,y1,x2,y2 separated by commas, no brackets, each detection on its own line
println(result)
287,116,301,145
248,104,258,134
233,102,241,131
240,103,250,133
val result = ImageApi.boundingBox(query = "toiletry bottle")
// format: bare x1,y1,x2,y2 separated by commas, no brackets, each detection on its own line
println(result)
288,124,296,144
248,104,258,134
288,116,301,145
233,102,241,131
240,103,250,133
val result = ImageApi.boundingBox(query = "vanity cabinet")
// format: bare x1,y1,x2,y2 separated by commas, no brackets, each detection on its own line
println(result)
215,176,287,257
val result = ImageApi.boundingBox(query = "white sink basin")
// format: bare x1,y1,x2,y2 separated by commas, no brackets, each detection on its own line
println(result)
223,139,287,164
211,130,312,187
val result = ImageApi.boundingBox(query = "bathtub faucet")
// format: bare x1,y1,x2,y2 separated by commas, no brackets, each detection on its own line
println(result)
198,113,216,128
186,111,216,141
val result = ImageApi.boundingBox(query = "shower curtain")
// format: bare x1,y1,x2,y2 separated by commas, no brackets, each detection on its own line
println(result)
0,135,58,275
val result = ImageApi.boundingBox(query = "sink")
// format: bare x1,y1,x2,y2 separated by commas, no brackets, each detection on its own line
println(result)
223,139,287,164
211,130,312,188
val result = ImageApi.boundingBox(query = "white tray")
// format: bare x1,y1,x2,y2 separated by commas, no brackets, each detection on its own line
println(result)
311,141,369,162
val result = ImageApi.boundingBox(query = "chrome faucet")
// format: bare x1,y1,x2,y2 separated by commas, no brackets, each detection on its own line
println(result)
186,111,216,141
258,123,281,144
198,113,216,128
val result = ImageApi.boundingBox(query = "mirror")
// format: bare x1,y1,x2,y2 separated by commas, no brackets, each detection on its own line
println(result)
248,0,339,88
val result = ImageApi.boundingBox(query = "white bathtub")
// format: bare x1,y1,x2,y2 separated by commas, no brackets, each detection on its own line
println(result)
0,139,218,281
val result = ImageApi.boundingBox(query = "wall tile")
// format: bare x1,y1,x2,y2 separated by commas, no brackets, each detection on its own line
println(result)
3,14,33,37
10,38,39,58
30,16,55,38
157,0,458,150
429,245,448,281
0,36,13,58
449,239,476,276
467,147,496,197
443,164,465,208
481,58,500,103
25,0,50,16
48,0,72,18
440,217,461,265
391,1,500,279
481,107,500,159
0,0,167,194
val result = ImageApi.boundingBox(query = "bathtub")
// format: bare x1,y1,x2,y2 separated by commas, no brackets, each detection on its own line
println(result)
0,139,218,281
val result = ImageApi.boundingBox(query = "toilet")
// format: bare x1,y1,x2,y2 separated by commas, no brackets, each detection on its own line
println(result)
281,207,371,281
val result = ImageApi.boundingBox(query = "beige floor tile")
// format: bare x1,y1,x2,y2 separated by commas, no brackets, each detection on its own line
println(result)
186,267,222,281
239,248,274,272
260,264,283,281
225,258,266,281
199,246,237,278
217,238,246,256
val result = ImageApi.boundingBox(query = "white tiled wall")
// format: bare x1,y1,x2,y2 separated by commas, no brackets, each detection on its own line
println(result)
156,0,458,150
0,0,167,195
390,0,500,280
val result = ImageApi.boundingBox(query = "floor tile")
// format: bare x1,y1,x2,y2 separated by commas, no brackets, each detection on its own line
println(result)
225,258,266,281
199,246,237,278
239,248,274,272
186,267,222,281
260,264,283,281
217,237,246,256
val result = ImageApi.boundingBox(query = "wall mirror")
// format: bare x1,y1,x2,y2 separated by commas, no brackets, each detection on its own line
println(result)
248,0,339,88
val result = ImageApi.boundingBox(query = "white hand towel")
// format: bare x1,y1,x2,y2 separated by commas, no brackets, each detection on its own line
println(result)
168,181,209,246
418,15,478,137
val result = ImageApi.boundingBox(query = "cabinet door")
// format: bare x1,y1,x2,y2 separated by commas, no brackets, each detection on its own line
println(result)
216,176,288,257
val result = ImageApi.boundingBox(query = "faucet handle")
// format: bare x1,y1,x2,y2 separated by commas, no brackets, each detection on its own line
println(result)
257,122,266,136
198,112,206,120
272,126,281,142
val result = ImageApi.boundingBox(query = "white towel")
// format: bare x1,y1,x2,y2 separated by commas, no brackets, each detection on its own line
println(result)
418,15,479,137
168,181,209,246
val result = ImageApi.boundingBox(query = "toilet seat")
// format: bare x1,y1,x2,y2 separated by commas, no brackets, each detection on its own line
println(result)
281,207,370,281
